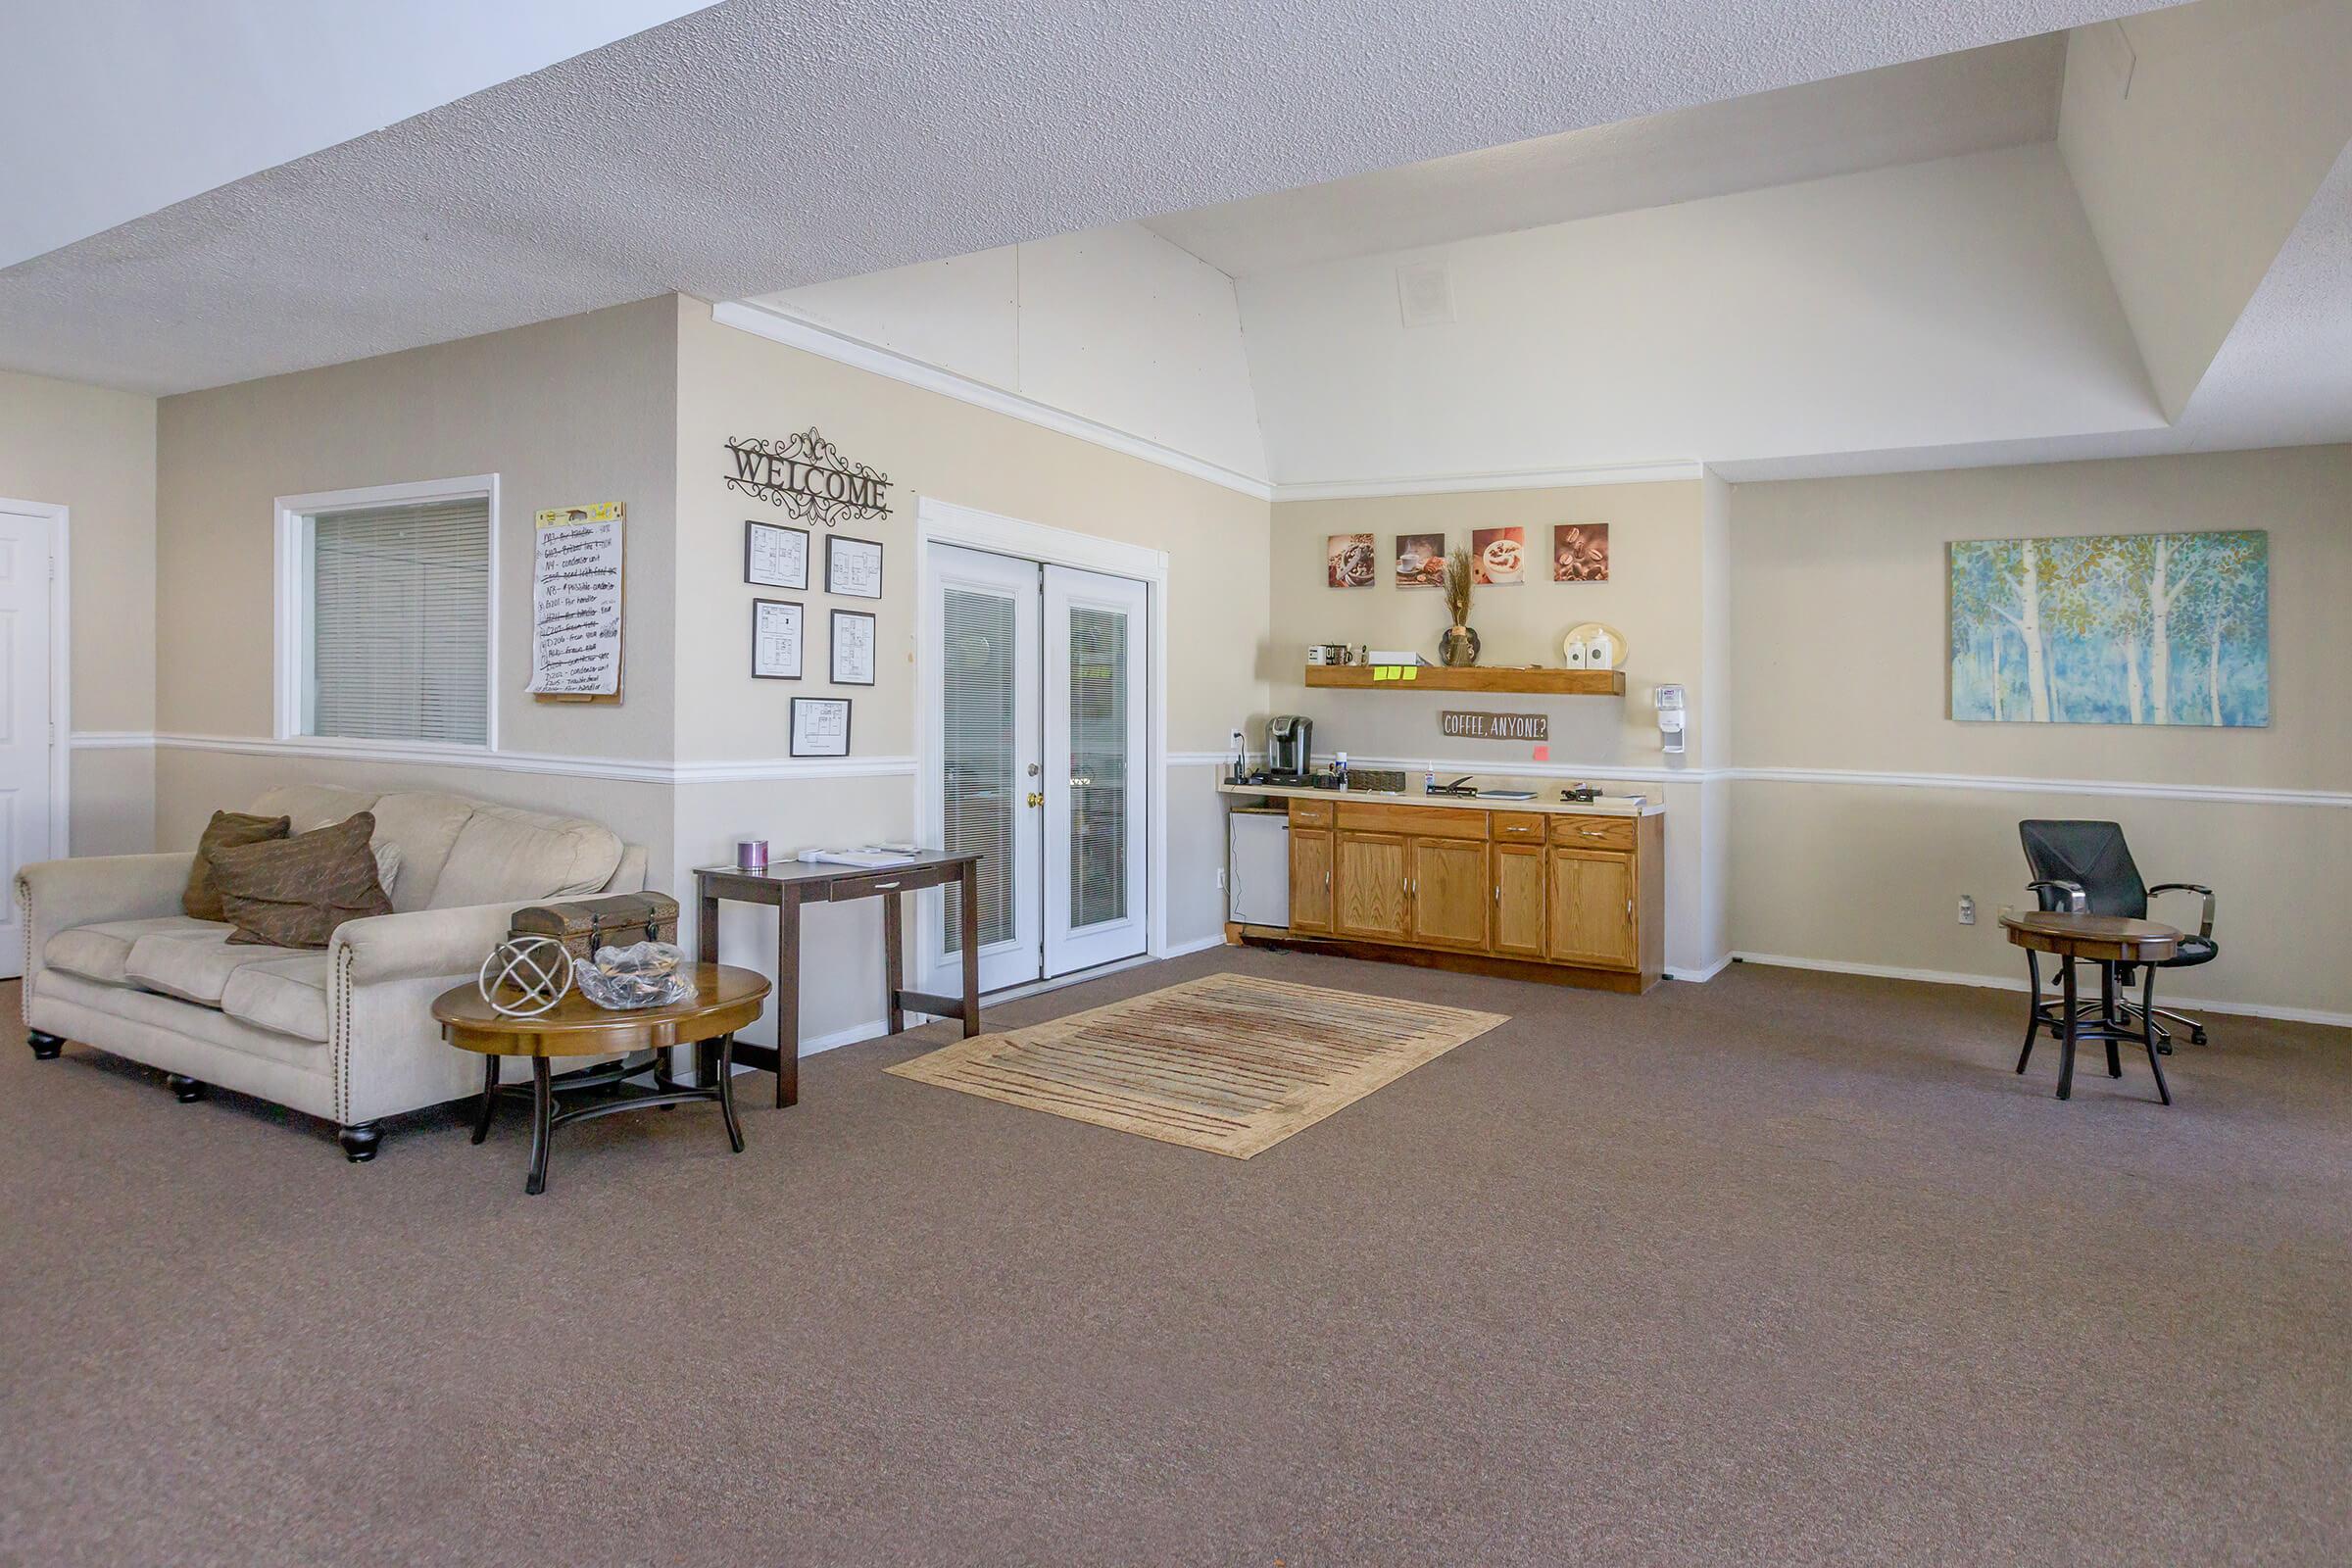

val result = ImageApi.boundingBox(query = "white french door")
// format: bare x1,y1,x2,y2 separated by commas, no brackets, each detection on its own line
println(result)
1044,564,1148,975
925,544,1148,992
0,508,56,980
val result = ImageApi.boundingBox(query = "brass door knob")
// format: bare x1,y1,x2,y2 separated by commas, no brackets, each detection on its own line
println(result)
1026,791,1045,808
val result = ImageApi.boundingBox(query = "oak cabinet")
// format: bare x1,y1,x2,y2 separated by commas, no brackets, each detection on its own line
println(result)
1336,832,1410,943
1408,836,1490,951
1548,847,1638,969
1492,843,1548,957
1289,828,1333,934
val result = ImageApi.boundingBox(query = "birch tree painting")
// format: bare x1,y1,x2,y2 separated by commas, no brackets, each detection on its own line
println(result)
1948,530,2268,726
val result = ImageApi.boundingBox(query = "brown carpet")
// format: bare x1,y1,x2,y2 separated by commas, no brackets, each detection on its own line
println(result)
2,953,2347,1566
886,973,1506,1156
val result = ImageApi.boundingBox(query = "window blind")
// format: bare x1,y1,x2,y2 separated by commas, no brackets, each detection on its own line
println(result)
310,498,490,745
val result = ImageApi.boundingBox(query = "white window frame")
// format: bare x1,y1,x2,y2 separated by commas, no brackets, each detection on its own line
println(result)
273,474,501,753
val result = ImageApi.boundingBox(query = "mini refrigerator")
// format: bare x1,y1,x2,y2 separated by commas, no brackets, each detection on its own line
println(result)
1227,807,1290,927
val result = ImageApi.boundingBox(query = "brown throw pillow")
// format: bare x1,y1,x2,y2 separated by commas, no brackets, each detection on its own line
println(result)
210,812,394,949
182,810,291,921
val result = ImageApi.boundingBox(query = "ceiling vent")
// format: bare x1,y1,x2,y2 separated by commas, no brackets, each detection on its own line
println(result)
1396,261,1455,328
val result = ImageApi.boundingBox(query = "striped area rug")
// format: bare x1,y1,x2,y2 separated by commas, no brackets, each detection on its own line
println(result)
885,973,1507,1158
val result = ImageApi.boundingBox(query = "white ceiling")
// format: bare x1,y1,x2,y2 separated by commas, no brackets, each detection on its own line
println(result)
0,1,710,270
1144,35,2068,276
0,0,2169,395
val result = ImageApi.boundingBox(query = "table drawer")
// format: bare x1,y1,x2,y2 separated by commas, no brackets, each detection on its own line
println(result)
1489,811,1547,843
824,867,940,903
1289,799,1334,828
1338,801,1487,838
1550,815,1639,852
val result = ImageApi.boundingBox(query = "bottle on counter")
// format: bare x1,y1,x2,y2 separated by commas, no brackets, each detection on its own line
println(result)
1335,751,1349,789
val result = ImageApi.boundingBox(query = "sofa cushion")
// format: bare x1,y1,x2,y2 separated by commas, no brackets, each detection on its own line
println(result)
428,804,621,908
182,810,290,921
212,812,394,948
364,792,477,911
124,927,304,1005
47,915,230,989
220,954,332,1042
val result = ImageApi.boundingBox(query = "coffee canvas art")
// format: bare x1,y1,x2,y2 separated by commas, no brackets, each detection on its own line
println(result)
1327,533,1376,588
1553,523,1610,582
1396,533,1446,587
1472,527,1526,585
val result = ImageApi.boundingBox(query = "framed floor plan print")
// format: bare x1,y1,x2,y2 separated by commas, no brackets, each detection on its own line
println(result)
752,598,803,679
791,697,852,757
746,520,808,589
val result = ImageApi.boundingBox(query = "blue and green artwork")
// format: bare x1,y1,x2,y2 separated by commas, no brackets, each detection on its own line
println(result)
1949,530,2268,726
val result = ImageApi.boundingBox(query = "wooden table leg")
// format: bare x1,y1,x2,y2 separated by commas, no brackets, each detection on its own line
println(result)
2056,958,2079,1102
2016,950,2041,1074
883,890,906,1035
696,889,721,1087
2138,962,2172,1106
958,860,982,1039
2101,961,2123,1078
526,1055,554,1195
774,890,801,1107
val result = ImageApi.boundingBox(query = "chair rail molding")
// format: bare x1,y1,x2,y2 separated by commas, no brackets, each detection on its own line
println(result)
88,732,915,786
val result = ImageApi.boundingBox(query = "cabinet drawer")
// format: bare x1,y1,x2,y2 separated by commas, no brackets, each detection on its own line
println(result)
1489,811,1546,843
1550,815,1638,852
1288,799,1333,828
1338,801,1486,838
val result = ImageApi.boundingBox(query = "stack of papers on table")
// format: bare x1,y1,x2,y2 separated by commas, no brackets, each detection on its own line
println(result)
796,847,918,868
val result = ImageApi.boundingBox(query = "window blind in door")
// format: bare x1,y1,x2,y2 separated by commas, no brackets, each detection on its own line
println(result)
311,498,491,745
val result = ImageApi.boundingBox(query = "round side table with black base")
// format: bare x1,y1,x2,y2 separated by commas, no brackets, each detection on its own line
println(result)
431,963,771,1195
2000,911,2180,1105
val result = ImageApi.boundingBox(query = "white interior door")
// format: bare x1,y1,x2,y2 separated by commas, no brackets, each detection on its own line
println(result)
928,545,1043,992
0,511,54,980
1044,564,1147,976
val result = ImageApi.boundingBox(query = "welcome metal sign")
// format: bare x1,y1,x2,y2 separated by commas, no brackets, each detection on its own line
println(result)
724,428,892,524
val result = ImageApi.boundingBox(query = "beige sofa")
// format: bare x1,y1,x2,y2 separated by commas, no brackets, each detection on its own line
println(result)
18,784,649,1161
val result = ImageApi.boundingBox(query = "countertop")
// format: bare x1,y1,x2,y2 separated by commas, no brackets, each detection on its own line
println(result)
1216,778,1662,818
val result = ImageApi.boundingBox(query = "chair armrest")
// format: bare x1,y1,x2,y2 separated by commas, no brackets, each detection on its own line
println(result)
330,902,533,987
2027,878,2087,912
2147,883,2215,939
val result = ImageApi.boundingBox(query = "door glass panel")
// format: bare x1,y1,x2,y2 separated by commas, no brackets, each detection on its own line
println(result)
942,587,1015,954
1067,605,1128,929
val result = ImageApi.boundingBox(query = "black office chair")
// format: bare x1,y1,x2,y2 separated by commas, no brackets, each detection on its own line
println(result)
2019,819,2218,1052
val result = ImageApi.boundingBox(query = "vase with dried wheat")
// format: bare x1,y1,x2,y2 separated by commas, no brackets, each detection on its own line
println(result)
1439,546,1481,666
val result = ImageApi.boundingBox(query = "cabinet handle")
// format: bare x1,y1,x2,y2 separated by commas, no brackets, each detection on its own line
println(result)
872,881,901,892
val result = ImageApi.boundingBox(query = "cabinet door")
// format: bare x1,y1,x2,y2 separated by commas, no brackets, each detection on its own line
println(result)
1548,848,1638,968
1335,832,1410,943
1409,836,1490,951
1492,842,1547,957
1289,829,1333,933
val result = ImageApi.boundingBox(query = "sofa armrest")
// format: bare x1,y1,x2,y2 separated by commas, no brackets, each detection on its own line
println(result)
330,902,533,988
18,853,199,993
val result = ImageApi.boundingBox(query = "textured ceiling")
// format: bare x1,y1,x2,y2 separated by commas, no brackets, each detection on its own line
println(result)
1144,35,2067,275
0,0,2169,394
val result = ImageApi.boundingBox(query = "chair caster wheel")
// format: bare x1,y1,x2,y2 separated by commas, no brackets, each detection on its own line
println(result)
2154,1042,2173,1055
168,1073,206,1102
2190,1029,2208,1046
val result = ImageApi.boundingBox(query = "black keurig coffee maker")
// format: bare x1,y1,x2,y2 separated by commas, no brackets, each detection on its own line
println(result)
1265,715,1312,781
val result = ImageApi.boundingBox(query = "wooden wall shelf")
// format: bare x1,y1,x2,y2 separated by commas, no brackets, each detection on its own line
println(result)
1303,664,1627,696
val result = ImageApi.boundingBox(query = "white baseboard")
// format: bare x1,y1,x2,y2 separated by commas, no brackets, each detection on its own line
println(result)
1157,932,1231,959
1730,951,2352,1030
1666,955,1735,983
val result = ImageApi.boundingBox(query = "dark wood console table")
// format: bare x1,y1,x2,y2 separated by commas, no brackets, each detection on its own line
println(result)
694,853,983,1106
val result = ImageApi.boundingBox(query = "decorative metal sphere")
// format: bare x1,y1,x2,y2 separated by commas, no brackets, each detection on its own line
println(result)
477,936,574,1018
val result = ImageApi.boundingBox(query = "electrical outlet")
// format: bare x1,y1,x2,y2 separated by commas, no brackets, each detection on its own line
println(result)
1215,868,1226,891
1958,895,1977,926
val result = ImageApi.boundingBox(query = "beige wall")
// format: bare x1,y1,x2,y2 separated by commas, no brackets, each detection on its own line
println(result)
151,298,681,866
0,369,159,852
1728,445,2352,1017
670,299,1273,1043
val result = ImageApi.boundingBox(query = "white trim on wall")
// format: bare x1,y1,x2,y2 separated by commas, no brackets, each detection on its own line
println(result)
1730,952,2352,1031
96,731,914,787
272,473,502,751
712,301,1277,503
1271,461,1704,502
0,497,72,858
1733,766,2352,809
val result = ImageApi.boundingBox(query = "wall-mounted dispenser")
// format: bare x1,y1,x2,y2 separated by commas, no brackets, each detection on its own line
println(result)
1654,684,1687,755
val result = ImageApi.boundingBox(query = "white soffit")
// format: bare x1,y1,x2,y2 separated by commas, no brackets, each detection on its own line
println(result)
0,1,711,269
0,0,2170,396
1144,35,2067,275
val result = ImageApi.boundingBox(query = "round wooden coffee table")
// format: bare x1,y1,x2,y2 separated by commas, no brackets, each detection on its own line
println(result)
2000,911,2180,1104
432,963,770,1194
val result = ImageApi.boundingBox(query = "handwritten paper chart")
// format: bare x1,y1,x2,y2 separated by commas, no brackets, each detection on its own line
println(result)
528,504,624,699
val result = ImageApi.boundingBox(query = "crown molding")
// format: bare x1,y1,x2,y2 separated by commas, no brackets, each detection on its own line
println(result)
1269,460,1705,503
711,301,1277,502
